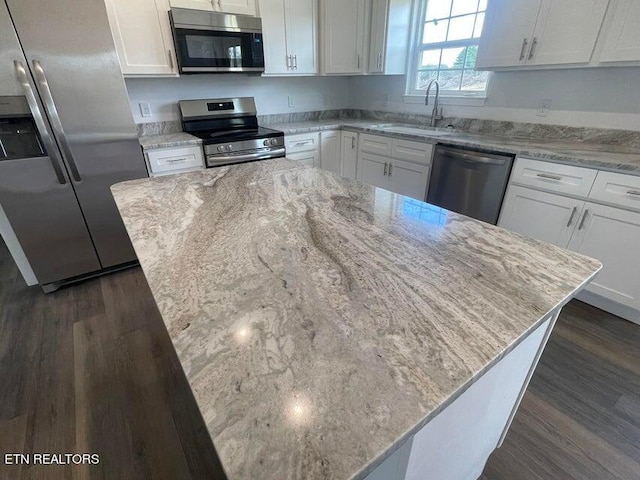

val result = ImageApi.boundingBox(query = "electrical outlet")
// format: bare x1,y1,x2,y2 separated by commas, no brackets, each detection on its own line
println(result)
139,102,152,118
537,98,552,117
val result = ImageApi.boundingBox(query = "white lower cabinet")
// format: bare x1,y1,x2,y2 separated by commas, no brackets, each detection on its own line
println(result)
357,134,432,201
358,152,392,191
320,130,341,174
499,165,640,323
340,131,358,179
567,203,640,312
145,145,205,176
389,159,430,201
499,185,585,248
287,151,319,168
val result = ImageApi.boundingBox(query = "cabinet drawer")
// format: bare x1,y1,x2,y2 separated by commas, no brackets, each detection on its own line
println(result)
287,150,319,168
391,139,433,165
146,145,204,175
286,132,320,154
359,134,393,156
589,171,640,211
511,157,597,197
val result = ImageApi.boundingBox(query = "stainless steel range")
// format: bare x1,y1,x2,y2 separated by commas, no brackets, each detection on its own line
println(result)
179,97,285,168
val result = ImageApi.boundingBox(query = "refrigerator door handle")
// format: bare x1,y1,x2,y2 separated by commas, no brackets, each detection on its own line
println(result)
31,59,82,182
14,60,67,185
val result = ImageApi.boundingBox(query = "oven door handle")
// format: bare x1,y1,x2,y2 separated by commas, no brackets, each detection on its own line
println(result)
207,148,286,165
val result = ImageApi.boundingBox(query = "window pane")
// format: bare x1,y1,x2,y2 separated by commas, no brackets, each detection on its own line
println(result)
464,45,478,68
473,12,485,38
461,70,489,91
426,0,452,21
478,0,487,10
447,14,476,41
451,0,479,16
416,70,438,90
440,46,466,69
423,18,449,44
438,70,463,90
420,49,442,68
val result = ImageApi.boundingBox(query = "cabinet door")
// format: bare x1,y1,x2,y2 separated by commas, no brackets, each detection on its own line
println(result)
498,185,584,248
169,0,214,11
567,203,640,310
321,0,367,74
389,159,430,201
320,130,341,174
368,0,388,73
341,132,358,180
221,0,257,15
288,150,319,168
528,0,609,66
259,0,289,74
358,152,392,191
600,0,640,62
170,0,256,15
105,0,178,76
476,0,542,69
285,0,318,74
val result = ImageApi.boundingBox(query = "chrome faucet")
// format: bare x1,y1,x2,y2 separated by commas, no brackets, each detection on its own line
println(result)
425,79,444,128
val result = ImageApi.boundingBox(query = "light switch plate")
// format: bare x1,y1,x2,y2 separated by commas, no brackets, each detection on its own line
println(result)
537,98,552,117
139,102,152,118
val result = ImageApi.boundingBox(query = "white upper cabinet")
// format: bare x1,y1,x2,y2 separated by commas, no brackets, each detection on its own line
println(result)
170,0,257,16
476,0,542,69
600,0,640,62
477,0,610,69
367,0,412,75
259,0,317,75
321,0,368,74
528,0,610,66
105,0,178,76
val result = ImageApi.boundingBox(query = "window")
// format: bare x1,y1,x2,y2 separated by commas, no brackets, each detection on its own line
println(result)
408,0,489,97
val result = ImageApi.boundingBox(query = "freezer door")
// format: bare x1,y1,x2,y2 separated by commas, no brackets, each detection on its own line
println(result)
7,0,149,269
0,2,101,284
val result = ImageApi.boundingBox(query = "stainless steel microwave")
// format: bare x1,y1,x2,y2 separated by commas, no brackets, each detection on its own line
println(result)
169,8,265,74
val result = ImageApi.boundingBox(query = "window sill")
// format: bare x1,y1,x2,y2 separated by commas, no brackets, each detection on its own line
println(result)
403,95,487,107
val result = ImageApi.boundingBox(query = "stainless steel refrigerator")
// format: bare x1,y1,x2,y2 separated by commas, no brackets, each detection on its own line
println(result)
0,0,148,292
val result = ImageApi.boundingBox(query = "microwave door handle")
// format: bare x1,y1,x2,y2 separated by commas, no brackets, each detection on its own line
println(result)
13,60,67,185
31,60,82,182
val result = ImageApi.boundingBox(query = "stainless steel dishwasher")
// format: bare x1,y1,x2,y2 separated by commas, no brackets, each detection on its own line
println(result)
427,145,515,224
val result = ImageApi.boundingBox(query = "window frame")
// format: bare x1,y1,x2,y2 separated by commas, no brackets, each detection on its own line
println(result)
405,0,490,103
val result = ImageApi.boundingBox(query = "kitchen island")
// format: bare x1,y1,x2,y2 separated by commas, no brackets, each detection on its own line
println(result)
111,159,601,480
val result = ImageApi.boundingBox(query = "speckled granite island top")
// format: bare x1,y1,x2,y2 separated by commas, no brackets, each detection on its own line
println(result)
111,159,601,480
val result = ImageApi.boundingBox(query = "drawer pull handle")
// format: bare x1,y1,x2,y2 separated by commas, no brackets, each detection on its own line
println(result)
536,173,562,181
167,157,187,163
384,162,388,176
578,209,589,231
388,163,393,177
567,206,578,227
626,189,640,196
295,142,311,147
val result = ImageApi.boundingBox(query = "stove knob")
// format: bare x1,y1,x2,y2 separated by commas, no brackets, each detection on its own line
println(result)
217,145,224,152
270,138,278,146
263,139,270,147
226,145,233,152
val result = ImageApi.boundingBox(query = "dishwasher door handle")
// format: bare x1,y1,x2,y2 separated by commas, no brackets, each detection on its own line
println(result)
437,147,509,165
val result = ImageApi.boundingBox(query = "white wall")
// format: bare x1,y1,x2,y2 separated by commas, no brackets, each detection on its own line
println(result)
125,75,350,123
349,67,640,130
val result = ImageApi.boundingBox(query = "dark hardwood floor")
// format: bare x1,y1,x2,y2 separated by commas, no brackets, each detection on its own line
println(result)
0,239,638,480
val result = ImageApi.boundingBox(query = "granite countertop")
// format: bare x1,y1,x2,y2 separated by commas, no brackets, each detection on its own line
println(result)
112,159,600,480
138,131,202,150
268,120,640,175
